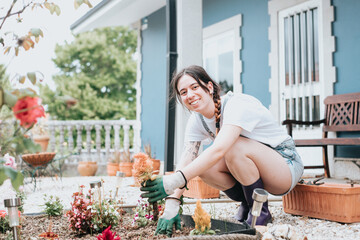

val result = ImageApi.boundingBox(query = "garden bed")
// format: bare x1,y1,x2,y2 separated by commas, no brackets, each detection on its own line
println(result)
1,212,192,239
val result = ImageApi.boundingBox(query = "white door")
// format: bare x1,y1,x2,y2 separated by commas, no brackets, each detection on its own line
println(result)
279,2,324,174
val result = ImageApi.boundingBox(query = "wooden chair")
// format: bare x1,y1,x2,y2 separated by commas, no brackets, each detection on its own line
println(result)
282,92,360,178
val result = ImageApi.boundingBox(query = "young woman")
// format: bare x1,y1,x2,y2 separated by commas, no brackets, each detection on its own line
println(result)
141,65,303,236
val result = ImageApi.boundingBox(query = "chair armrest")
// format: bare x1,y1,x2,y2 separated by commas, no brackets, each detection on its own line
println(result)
282,119,326,136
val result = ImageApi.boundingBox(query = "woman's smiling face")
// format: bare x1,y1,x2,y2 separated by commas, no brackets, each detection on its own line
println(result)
177,74,214,114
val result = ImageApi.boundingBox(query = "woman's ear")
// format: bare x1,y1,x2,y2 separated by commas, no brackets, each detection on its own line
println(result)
207,81,214,94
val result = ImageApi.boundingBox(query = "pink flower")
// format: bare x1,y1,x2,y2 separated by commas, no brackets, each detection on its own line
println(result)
96,226,121,240
0,210,6,218
4,153,16,169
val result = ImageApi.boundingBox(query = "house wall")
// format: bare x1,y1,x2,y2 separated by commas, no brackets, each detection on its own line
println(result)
140,7,167,160
203,0,271,107
332,0,360,158
332,0,360,94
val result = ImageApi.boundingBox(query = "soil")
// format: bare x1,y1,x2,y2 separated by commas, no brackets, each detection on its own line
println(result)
0,212,192,240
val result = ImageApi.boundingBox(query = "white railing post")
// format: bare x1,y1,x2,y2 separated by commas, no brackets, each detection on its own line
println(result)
85,124,92,161
67,125,74,153
48,124,56,152
113,124,121,153
76,124,83,162
59,125,65,154
123,125,130,151
104,125,112,162
95,124,102,163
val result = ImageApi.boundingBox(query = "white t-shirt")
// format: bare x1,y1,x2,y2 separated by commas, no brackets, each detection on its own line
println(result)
184,91,290,148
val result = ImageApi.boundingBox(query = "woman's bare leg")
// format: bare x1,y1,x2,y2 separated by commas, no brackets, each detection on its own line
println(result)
198,157,235,191
224,137,292,195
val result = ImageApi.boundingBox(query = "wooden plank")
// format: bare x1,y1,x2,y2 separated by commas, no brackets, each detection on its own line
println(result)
295,138,360,146
324,92,360,104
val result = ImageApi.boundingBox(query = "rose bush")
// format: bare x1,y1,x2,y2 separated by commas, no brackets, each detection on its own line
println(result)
0,87,45,190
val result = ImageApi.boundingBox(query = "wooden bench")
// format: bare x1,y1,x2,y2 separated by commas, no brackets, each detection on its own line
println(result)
282,92,360,178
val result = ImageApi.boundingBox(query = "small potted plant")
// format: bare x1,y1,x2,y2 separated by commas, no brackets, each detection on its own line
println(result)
119,148,133,177
144,144,160,173
107,151,121,176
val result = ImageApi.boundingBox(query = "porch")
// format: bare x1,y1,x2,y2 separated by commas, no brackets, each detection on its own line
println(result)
24,119,141,176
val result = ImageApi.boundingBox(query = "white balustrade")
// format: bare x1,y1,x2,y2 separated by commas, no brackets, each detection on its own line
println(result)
46,119,140,164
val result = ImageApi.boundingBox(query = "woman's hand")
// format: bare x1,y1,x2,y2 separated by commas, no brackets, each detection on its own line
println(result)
140,172,186,202
155,198,182,236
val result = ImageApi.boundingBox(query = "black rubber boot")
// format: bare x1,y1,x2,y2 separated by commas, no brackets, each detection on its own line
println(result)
223,181,249,222
242,178,272,226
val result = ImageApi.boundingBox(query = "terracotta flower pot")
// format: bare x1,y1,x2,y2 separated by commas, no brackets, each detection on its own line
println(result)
107,162,120,176
282,183,360,223
151,159,161,173
33,136,50,152
77,161,98,176
183,176,220,199
119,162,133,177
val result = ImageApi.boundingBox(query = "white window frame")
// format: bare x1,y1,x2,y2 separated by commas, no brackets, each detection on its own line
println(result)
203,14,242,93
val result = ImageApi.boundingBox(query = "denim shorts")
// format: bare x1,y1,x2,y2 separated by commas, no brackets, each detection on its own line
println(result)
272,138,304,196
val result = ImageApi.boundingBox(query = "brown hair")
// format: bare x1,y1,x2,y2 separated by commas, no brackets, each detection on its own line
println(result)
170,65,222,135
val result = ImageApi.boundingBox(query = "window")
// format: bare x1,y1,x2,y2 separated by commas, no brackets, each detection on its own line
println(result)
203,14,242,94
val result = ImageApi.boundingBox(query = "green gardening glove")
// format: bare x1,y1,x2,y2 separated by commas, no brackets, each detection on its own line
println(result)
155,198,182,237
140,177,168,203
141,172,186,203
156,213,182,237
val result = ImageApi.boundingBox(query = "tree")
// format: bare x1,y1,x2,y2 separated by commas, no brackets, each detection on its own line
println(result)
40,26,137,120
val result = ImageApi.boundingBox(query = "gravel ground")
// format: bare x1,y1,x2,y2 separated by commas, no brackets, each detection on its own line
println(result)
1,176,359,240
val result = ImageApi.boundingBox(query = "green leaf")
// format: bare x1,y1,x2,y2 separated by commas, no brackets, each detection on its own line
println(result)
19,76,26,84
4,89,18,107
0,166,24,191
30,28,41,37
44,2,51,10
54,5,61,16
11,170,24,191
27,72,36,84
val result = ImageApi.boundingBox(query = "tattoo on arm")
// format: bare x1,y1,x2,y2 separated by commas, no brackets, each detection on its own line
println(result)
183,141,201,161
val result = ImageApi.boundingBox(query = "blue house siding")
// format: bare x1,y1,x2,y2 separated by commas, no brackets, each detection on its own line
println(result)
203,0,271,107
140,7,167,160
332,0,360,158
332,0,360,94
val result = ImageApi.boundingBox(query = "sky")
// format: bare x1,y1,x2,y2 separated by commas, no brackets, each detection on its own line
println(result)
0,0,102,90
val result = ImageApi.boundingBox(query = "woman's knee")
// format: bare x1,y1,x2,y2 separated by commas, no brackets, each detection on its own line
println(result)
224,137,249,166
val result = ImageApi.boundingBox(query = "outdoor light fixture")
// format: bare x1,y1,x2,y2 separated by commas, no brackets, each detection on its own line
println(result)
90,180,102,202
4,198,21,240
251,188,269,228
115,171,125,199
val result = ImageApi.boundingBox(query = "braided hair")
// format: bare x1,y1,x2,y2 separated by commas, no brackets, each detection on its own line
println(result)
171,65,222,136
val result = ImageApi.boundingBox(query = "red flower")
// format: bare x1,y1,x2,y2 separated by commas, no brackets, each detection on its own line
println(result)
97,226,120,240
12,96,45,128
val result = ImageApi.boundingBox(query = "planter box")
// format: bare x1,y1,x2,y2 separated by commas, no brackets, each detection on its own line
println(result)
183,176,220,199
181,214,256,236
282,183,360,223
